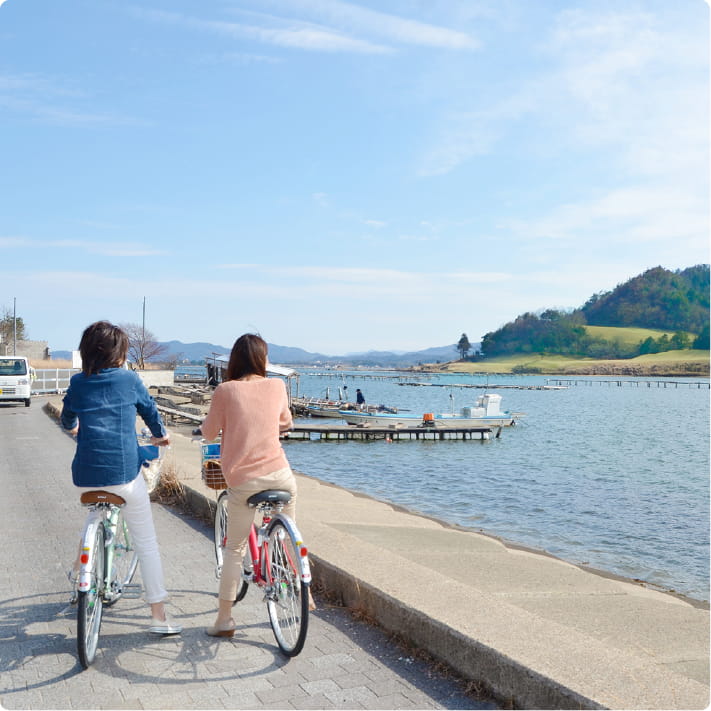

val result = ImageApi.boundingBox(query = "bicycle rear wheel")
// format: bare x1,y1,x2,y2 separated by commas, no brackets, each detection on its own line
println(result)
214,491,248,602
105,509,139,605
77,522,105,668
265,518,309,657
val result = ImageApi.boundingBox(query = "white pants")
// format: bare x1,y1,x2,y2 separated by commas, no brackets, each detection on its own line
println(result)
77,474,168,603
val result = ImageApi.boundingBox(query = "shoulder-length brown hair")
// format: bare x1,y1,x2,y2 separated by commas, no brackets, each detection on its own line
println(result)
79,321,129,375
225,333,268,381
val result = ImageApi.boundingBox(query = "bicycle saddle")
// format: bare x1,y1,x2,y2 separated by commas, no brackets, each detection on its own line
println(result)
247,490,292,507
80,490,127,506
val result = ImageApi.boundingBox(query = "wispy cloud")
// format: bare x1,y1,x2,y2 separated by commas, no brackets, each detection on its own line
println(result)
216,263,511,289
0,237,164,257
417,7,707,179
256,0,479,50
0,72,145,126
132,1,477,55
500,185,708,251
132,7,392,54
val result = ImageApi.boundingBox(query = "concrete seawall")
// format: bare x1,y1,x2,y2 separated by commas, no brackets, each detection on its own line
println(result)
45,399,710,709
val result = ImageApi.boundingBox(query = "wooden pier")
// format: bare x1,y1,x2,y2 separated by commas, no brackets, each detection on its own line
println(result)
546,378,710,389
284,423,500,441
397,382,566,390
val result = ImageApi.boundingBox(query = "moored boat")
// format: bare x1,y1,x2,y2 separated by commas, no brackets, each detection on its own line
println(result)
340,393,517,428
299,399,398,418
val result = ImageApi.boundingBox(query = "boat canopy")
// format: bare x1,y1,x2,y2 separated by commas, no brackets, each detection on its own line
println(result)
205,354,300,402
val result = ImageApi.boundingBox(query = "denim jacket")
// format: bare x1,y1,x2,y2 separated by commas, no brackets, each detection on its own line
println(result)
61,367,167,487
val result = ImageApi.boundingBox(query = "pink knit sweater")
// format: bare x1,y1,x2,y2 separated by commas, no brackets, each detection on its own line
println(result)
200,377,293,487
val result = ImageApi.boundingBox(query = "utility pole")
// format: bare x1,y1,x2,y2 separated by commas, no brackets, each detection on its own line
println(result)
141,297,146,369
13,297,16,355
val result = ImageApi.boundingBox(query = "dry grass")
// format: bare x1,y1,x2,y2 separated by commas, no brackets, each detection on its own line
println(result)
33,358,74,369
150,460,186,506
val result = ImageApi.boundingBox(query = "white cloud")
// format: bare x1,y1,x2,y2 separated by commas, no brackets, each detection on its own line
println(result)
501,185,708,249
132,7,392,54
0,72,146,126
263,0,479,50
0,237,164,257
417,6,708,180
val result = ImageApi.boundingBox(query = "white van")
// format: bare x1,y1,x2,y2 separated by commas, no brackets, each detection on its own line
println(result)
0,356,33,407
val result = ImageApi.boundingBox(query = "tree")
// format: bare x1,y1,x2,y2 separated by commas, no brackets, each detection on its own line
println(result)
693,324,710,350
457,333,471,359
670,331,691,350
120,322,168,369
0,308,28,352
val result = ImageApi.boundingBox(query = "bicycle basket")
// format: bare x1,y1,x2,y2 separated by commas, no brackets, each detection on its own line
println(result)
201,442,227,490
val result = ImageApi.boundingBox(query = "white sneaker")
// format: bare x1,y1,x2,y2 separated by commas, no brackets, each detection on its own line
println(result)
148,614,182,635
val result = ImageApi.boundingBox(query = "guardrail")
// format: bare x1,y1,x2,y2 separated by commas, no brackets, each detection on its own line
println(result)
32,368,79,394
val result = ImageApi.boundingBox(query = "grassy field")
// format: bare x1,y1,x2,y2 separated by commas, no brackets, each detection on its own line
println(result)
417,350,710,376
584,325,693,345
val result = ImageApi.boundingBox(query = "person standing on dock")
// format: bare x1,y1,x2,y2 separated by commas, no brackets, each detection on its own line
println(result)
356,388,365,411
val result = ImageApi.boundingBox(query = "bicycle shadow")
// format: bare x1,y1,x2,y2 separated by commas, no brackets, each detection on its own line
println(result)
0,587,292,697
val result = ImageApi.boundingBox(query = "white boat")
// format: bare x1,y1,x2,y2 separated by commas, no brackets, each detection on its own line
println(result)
340,393,517,428
306,402,398,418
306,402,349,418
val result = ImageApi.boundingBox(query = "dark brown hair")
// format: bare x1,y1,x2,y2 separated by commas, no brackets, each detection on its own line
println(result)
225,333,267,381
79,321,129,375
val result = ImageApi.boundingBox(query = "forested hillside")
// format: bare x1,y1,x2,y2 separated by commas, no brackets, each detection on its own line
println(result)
479,265,710,360
582,265,709,333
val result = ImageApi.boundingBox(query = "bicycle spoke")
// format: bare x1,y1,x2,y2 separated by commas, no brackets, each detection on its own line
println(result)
265,519,309,656
105,509,139,605
77,523,105,668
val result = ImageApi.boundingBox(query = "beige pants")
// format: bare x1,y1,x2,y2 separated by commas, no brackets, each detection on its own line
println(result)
219,467,297,601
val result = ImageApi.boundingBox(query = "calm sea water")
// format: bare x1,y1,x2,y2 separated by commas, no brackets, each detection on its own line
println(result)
284,371,710,602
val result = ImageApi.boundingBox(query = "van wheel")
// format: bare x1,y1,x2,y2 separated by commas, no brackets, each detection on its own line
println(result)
25,399,31,407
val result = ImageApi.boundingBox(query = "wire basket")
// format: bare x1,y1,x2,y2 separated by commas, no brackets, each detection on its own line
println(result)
201,442,227,490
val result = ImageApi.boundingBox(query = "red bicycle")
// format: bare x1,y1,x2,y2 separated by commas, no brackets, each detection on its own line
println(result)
212,483,311,657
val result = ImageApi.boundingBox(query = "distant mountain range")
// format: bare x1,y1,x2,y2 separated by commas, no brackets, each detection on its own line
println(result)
163,341,463,368
51,341,465,368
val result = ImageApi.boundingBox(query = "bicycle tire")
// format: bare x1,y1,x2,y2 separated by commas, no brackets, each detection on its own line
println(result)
265,518,309,657
77,522,105,668
214,491,248,602
105,509,139,606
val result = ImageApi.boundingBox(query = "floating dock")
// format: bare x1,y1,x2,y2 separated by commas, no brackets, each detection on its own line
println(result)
284,423,500,441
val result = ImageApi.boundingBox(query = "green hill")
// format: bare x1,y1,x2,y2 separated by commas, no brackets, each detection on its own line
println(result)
582,265,709,333
478,265,710,361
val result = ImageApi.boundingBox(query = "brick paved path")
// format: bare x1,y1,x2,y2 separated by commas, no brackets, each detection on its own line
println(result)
0,401,494,710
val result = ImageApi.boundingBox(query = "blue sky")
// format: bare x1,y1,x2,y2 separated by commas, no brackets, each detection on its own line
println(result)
1,0,708,356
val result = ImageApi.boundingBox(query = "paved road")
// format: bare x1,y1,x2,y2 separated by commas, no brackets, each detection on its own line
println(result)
0,400,495,710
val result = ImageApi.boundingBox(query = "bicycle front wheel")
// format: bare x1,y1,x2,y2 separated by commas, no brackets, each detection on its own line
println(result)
214,491,248,602
265,518,309,657
105,509,139,606
77,522,105,669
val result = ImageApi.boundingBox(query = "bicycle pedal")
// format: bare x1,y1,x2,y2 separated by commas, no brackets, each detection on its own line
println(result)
121,584,143,598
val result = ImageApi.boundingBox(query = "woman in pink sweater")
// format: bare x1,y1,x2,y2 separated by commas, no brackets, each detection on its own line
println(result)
200,333,296,637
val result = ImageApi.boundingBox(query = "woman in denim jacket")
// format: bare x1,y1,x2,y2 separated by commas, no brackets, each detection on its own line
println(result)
61,321,181,635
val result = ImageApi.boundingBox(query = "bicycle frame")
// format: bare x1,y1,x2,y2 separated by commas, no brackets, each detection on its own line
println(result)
243,510,312,588
77,504,121,597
